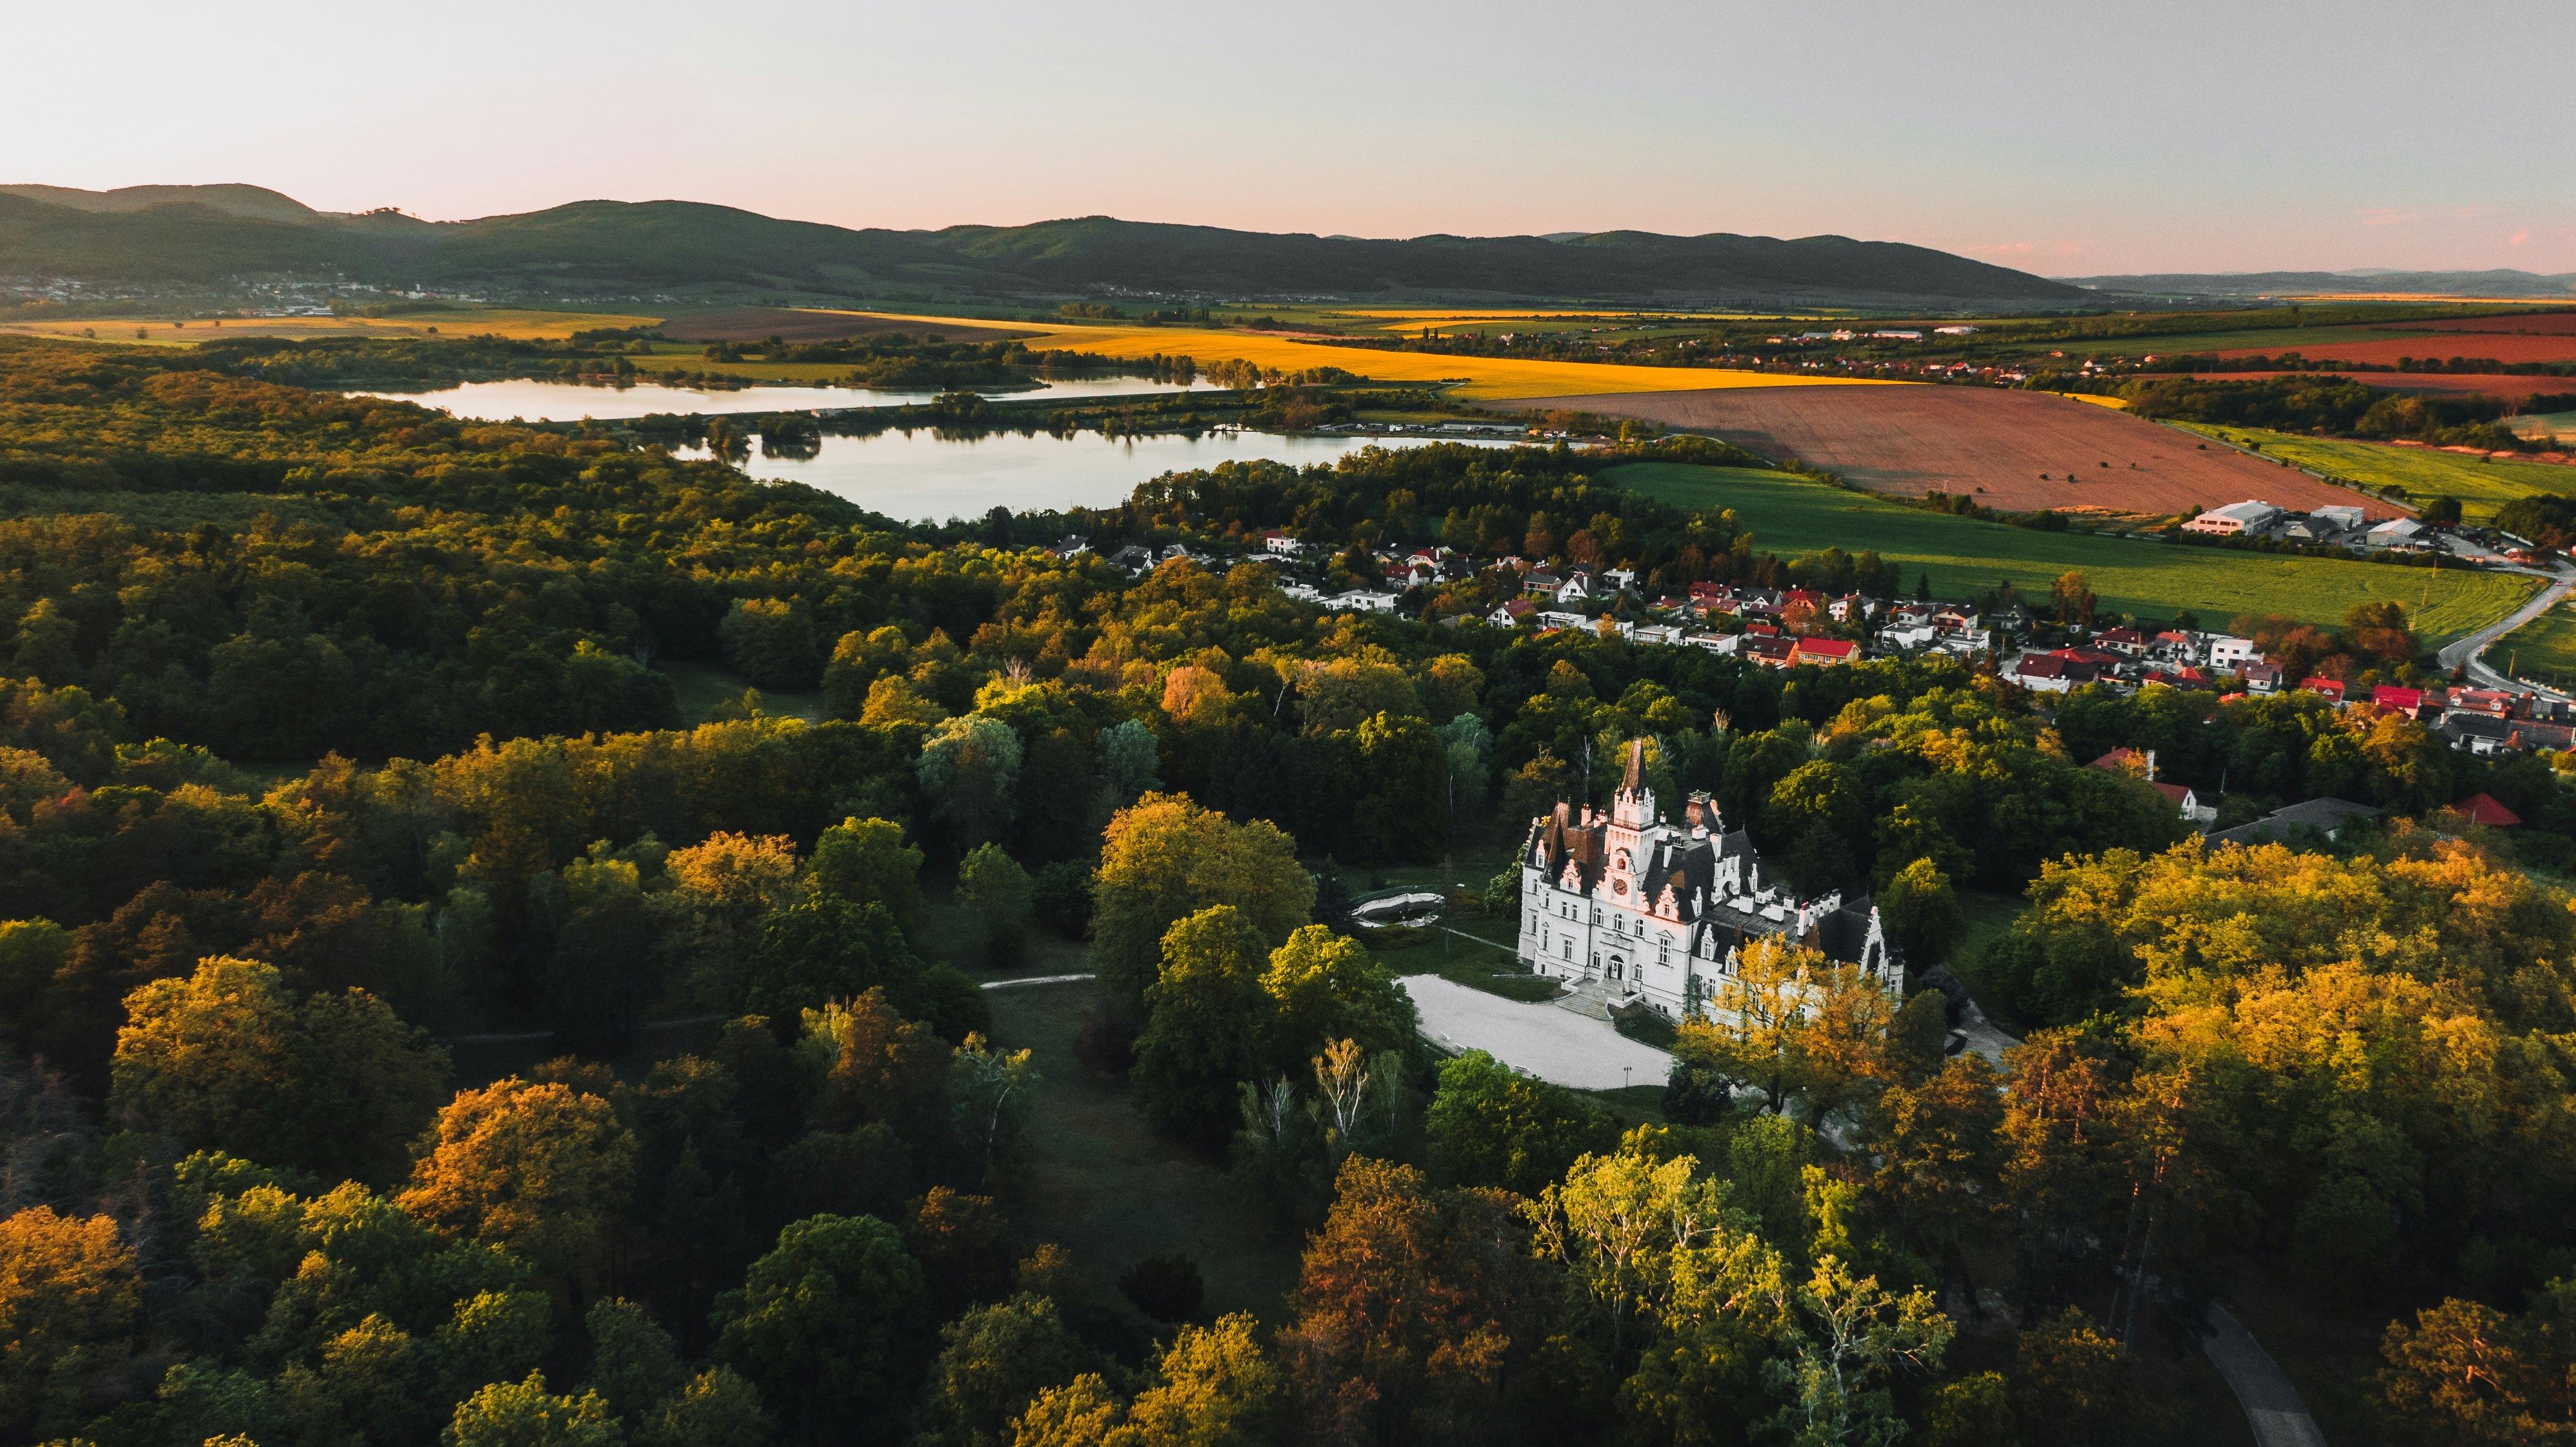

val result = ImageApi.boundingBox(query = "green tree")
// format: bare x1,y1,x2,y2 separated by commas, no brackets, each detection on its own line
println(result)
1256,925,1416,1075
1090,794,1314,1011
719,598,820,691
1878,857,1964,966
1132,907,1271,1143
581,1298,683,1424
714,1215,929,1442
112,955,450,1186
1763,1255,1951,1447
635,1368,770,1447
743,897,922,1022
1424,1049,1618,1197
443,1371,620,1447
920,1293,1093,1447
919,714,1023,851
1340,711,1453,864
1095,719,1161,808
958,843,1035,969
806,816,925,935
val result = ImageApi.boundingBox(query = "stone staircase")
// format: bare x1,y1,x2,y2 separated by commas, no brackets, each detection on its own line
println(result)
1555,976,1635,1021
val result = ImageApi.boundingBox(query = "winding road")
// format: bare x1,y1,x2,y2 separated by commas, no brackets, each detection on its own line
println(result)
2436,564,2576,694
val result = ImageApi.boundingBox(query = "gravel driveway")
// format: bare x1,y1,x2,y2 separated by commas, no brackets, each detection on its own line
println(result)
1402,973,1674,1091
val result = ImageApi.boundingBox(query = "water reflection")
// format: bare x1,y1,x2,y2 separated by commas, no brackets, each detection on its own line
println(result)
672,429,1515,521
350,372,1220,422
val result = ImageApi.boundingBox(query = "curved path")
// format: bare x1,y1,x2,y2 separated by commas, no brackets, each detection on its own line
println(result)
2436,565,2576,695
2204,1304,2327,1447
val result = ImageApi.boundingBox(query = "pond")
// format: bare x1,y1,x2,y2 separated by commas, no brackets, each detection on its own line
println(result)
349,373,1220,422
671,429,1516,520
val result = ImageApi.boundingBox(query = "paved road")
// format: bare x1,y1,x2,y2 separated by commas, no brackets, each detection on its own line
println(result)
2204,1304,2327,1447
2437,565,2576,694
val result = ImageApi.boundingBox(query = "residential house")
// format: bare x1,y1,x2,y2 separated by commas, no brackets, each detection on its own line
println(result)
1328,591,1401,614
2093,627,2148,657
1262,530,1302,556
1521,570,1562,598
1740,636,1800,669
2207,636,2259,669
1603,567,1638,591
1556,572,1594,606
1792,637,1858,667
2244,662,2284,693
2454,793,2522,827
1487,599,1535,626
2013,654,2101,693
2371,685,2427,716
2205,798,2385,850
2300,676,2348,702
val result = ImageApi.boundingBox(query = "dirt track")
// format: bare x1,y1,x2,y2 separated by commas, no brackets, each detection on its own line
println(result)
1499,385,2400,517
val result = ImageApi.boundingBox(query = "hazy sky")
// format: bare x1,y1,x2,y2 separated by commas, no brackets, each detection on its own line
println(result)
10,0,2573,276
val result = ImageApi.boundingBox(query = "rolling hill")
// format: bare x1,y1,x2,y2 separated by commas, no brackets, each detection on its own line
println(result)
0,184,2093,309
2058,267,2576,301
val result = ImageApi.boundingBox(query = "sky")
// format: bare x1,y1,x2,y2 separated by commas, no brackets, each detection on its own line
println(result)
8,0,2573,277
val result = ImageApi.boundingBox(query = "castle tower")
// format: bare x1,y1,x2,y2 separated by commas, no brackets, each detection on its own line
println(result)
1603,740,1656,893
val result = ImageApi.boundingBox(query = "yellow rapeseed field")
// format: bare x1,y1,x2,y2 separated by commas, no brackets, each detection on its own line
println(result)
1005,323,1897,401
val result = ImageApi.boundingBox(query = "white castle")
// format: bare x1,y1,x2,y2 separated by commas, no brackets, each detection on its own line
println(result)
1516,740,1900,1020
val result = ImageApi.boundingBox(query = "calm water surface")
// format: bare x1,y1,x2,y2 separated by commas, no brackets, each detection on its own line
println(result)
672,430,1514,520
350,374,1219,422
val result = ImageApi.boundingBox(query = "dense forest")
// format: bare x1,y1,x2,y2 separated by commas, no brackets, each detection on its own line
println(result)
5,336,2576,1446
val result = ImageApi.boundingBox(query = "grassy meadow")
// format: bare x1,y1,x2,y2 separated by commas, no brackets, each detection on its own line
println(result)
2169,423,2576,521
1609,461,2538,640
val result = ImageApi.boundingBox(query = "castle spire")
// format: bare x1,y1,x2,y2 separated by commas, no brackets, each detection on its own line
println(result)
1620,738,1644,794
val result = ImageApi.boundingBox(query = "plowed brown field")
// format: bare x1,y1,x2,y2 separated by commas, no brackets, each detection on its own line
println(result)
1498,385,2400,517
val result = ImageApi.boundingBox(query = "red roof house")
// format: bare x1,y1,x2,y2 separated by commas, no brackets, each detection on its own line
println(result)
2372,685,2424,713
2300,676,2347,702
2455,793,2522,827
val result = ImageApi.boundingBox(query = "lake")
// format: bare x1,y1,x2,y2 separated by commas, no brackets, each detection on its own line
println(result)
351,373,1220,422
670,429,1516,520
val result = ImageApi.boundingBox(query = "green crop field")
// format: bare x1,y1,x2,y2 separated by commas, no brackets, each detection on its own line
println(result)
2168,423,2575,521
1609,461,2538,642
2079,326,2426,358
2498,598,2576,690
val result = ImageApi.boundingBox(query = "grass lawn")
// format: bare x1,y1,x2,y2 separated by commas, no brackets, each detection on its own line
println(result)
984,976,1305,1326
2497,596,2576,691
655,659,826,726
1609,461,2538,642
2170,423,2576,521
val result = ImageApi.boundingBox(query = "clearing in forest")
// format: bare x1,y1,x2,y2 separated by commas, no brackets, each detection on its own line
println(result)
1608,460,2535,640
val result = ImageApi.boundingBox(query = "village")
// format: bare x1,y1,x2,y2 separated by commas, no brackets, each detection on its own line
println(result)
1055,495,2576,774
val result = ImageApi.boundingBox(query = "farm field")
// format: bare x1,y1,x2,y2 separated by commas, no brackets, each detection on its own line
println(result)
1608,461,2535,640
2216,334,2576,366
2079,325,2427,358
1002,323,1898,401
1518,383,2399,516
2495,596,2576,691
655,305,1036,342
0,307,663,343
2389,312,2576,335
2169,423,2576,521
2133,369,2576,401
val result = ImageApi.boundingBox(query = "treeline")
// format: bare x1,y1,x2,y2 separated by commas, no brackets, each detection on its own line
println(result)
2116,373,2532,450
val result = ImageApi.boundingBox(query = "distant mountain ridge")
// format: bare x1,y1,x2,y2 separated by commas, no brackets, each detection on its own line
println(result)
0,183,2093,309
2058,267,2576,299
